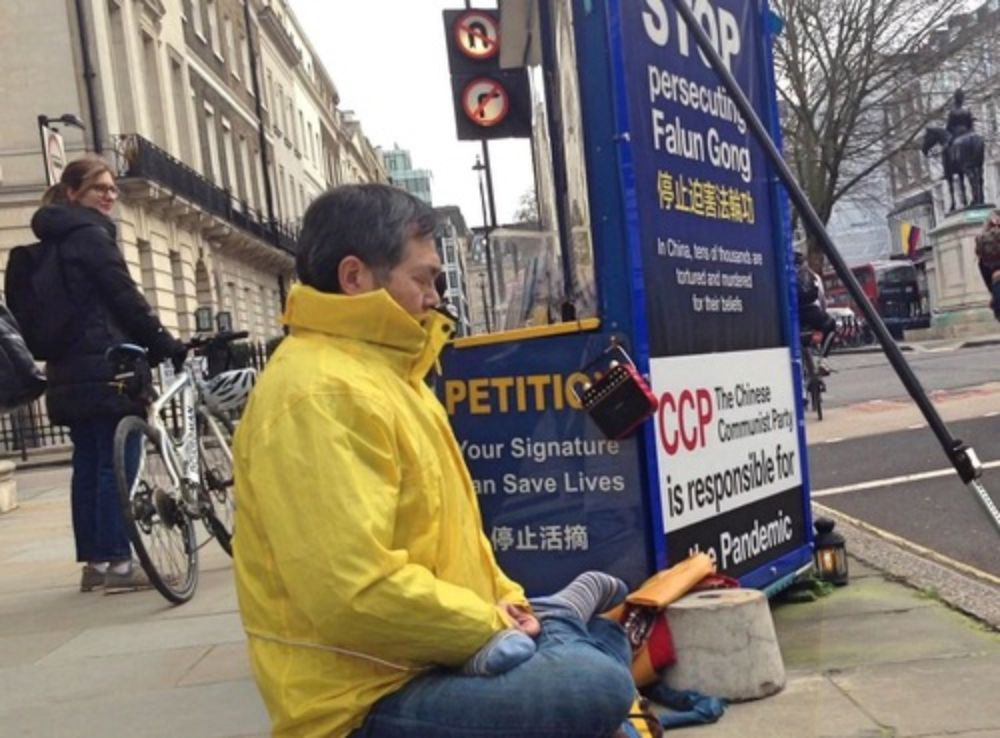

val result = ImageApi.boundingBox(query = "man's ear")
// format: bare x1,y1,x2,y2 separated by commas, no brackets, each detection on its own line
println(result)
338,255,374,295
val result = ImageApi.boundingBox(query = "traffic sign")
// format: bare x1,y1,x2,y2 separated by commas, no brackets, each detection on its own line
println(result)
444,9,530,141
453,10,500,61
461,77,510,128
451,70,531,141
40,124,66,187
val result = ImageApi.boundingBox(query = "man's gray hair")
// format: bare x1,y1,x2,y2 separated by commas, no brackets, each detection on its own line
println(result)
296,184,437,293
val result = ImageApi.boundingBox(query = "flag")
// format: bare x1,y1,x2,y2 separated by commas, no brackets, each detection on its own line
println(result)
900,223,921,258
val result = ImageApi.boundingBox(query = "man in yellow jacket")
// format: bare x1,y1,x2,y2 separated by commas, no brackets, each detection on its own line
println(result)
233,184,635,737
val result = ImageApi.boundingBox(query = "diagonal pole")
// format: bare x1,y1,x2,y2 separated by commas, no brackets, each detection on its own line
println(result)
667,0,1000,534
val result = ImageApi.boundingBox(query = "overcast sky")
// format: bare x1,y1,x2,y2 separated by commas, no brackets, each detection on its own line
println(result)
290,0,534,227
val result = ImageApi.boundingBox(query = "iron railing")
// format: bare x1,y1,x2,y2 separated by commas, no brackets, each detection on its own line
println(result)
111,133,297,255
1,339,280,462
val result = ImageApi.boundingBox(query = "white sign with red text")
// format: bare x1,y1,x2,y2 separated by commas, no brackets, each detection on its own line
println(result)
650,347,801,533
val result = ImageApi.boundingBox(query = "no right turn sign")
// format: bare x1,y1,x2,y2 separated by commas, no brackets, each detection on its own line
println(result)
461,77,510,128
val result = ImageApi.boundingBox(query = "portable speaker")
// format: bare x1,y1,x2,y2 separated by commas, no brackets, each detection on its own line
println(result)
576,344,658,439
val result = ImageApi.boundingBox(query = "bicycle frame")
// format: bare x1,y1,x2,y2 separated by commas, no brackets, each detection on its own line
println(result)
147,369,201,505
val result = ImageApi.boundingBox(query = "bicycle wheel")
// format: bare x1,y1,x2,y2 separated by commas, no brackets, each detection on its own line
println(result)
113,415,198,604
198,408,235,556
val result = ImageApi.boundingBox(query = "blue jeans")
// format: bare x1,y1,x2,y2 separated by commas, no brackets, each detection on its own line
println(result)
348,612,634,738
68,417,136,563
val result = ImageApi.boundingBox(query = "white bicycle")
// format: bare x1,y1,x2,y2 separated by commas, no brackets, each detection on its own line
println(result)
108,331,255,604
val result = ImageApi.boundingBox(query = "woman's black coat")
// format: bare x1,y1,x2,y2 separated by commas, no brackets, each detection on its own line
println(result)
30,204,180,426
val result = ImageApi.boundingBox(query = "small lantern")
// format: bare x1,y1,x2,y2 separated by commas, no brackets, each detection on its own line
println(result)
216,310,233,333
194,306,213,333
813,517,849,585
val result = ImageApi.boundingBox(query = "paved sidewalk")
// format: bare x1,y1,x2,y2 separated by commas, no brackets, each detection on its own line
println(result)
1,466,998,738
835,328,1000,355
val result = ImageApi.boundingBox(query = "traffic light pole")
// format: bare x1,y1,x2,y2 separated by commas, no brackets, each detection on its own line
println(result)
668,0,999,533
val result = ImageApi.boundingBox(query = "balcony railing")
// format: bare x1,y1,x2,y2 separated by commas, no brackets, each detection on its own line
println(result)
111,133,296,255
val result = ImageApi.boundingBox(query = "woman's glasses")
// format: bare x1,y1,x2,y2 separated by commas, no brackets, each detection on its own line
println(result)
89,183,119,197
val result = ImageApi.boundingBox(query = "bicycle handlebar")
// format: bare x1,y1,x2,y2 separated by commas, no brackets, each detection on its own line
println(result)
186,331,249,351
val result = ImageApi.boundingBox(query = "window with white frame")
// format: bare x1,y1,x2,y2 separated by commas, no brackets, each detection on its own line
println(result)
191,0,204,38
206,0,221,56
203,102,222,183
221,117,238,195
224,15,235,73
241,33,253,91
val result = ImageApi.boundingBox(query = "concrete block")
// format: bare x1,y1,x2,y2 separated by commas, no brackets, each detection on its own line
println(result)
0,459,17,514
662,588,785,701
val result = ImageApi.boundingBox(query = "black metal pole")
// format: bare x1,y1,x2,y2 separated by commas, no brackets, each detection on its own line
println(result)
475,158,498,315
243,1,277,237
481,139,507,300
537,0,577,319
668,0,998,531
481,139,499,227
243,0,287,327
479,276,492,332
37,116,52,186
73,0,102,153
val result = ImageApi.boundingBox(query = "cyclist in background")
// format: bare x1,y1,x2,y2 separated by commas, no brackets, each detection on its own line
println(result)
795,251,836,375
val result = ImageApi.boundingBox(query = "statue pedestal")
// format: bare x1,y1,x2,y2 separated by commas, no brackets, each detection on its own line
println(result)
910,207,996,340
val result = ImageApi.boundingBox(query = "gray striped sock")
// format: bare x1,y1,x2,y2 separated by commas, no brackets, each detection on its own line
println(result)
532,571,628,622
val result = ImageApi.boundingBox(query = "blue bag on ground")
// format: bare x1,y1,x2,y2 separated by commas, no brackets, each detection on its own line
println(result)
643,683,727,728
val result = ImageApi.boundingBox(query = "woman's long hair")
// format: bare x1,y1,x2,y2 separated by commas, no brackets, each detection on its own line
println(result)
41,155,113,206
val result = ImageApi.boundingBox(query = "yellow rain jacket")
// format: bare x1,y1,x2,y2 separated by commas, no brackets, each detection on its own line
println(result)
232,284,527,738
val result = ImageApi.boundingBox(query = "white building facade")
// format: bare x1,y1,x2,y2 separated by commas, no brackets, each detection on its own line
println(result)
0,0,386,341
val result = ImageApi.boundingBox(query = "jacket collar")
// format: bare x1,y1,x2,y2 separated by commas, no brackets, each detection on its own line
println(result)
283,284,454,382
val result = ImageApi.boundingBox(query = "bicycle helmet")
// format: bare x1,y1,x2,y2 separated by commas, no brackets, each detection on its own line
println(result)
203,368,256,411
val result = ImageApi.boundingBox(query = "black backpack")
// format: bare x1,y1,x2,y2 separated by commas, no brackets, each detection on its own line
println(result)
4,241,79,361
0,303,46,412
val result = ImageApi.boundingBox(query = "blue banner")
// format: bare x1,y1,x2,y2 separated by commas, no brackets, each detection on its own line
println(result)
440,332,654,594
616,0,783,356
606,0,811,578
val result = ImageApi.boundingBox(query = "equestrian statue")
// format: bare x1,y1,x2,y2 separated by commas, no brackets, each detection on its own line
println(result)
922,89,986,212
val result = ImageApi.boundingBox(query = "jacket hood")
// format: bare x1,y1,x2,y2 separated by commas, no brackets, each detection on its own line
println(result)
31,204,115,243
283,284,455,382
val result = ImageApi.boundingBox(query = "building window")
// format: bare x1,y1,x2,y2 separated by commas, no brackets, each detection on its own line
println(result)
206,0,221,57
240,34,253,91
140,31,166,146
191,0,205,38
203,102,222,183
170,251,192,337
224,16,236,74
170,57,192,162
278,165,286,219
107,0,136,134
221,117,238,196
238,134,252,205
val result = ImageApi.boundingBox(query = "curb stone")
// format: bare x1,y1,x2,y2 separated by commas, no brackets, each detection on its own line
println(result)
814,503,1000,631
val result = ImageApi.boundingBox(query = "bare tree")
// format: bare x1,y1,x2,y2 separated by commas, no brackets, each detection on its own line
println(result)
773,0,992,267
512,188,539,224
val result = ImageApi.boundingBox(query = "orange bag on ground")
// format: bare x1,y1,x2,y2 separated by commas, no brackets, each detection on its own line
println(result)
612,553,717,687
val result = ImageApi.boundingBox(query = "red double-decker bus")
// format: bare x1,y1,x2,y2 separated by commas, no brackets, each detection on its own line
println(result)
822,260,930,339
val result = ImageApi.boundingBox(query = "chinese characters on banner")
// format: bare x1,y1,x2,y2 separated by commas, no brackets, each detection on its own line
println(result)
615,0,807,576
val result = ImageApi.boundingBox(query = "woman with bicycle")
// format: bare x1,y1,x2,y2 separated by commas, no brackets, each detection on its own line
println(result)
26,156,186,592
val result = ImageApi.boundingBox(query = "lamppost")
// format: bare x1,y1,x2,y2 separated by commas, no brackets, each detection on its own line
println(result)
37,113,86,186
478,273,492,333
472,155,497,330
